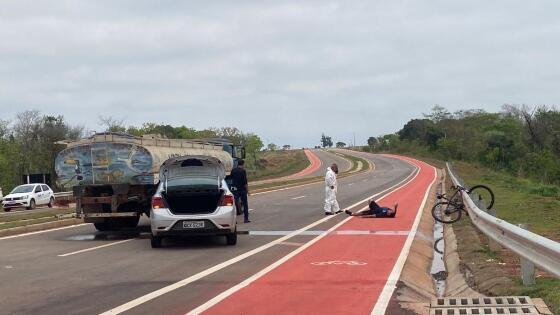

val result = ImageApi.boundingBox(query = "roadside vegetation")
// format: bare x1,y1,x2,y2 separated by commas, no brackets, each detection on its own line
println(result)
0,110,266,193
367,104,560,187
247,150,310,181
358,105,560,313
450,162,559,314
250,150,369,192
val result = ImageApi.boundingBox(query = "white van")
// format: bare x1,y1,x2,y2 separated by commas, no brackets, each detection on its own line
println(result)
150,156,237,248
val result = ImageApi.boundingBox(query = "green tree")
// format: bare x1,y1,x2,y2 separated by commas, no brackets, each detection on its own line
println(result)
367,137,378,150
98,116,126,132
244,133,264,165
336,142,346,148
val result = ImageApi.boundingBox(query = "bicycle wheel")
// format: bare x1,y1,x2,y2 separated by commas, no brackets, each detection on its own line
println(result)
431,201,463,224
468,185,495,209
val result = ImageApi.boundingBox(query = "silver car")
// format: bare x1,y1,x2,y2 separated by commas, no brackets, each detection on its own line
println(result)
150,155,237,248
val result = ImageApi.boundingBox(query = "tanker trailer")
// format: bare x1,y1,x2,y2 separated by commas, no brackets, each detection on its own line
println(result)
55,132,242,231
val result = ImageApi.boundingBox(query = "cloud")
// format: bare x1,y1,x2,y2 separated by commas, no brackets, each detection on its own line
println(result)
1,1,560,147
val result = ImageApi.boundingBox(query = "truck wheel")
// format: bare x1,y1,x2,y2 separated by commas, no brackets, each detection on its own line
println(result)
93,222,111,231
226,229,237,245
151,236,162,248
27,199,35,210
122,215,140,228
48,197,54,208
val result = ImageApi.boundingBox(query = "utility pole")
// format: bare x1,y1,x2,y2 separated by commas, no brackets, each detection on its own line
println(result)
353,132,356,148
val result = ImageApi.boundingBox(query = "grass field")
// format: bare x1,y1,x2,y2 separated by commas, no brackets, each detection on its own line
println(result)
451,161,560,314
247,150,310,181
0,207,75,230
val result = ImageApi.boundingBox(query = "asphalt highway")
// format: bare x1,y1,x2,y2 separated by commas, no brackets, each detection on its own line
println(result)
0,150,416,315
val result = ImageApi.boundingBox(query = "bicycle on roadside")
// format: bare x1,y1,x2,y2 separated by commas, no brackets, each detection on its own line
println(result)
431,184,495,224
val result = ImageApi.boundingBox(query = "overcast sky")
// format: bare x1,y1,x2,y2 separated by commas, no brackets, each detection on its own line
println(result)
1,1,559,147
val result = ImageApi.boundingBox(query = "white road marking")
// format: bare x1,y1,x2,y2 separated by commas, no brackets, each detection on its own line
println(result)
0,223,89,240
247,230,411,236
58,239,135,257
250,157,376,196
291,195,306,200
371,162,437,315
348,183,354,186
100,165,418,315
5,265,13,269
248,208,255,212
187,215,353,315
187,164,421,314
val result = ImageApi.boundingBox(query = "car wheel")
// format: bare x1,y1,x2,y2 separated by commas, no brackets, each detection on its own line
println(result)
4,208,11,212
27,199,35,210
151,236,163,248
48,197,54,208
226,229,237,246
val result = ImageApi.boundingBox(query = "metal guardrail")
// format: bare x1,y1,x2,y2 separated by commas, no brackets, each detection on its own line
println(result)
446,162,560,279
54,192,73,198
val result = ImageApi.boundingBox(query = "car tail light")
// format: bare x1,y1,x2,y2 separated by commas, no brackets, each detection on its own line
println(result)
221,195,234,206
152,196,165,209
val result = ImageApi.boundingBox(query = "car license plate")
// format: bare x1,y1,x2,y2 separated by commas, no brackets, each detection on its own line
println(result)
183,221,205,229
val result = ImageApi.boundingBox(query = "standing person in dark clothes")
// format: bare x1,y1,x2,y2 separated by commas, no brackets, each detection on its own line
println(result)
231,159,250,223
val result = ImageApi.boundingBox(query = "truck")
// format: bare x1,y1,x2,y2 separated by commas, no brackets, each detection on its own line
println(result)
54,132,245,231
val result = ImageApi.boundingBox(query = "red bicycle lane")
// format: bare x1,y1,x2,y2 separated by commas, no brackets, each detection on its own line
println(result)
197,156,436,315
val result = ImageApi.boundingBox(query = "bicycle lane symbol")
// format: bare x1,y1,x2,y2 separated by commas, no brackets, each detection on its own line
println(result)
311,261,368,266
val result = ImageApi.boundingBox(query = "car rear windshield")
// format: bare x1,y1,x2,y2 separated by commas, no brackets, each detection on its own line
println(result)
167,177,219,189
11,185,34,194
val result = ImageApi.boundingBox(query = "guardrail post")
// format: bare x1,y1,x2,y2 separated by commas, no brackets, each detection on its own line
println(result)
517,223,536,286
472,196,502,252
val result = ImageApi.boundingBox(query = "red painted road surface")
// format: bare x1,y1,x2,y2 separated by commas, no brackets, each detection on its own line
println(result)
284,149,322,179
249,149,323,186
200,156,436,315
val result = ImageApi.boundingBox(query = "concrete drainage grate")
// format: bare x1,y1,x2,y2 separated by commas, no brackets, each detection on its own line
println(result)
430,297,540,315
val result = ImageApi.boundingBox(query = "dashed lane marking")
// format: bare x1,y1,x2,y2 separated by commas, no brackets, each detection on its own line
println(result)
100,164,418,315
0,224,89,240
58,239,135,257
187,163,421,315
291,196,306,200
247,230,411,236
371,158,437,315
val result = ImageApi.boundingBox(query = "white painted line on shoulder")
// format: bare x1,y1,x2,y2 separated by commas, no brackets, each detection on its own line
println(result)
371,161,437,315
58,239,134,257
0,223,89,240
187,215,353,315
247,230,411,236
100,161,417,315
291,195,306,200
188,164,421,314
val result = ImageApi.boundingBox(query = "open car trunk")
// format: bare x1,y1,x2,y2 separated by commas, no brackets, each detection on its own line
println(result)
160,155,227,215
163,186,224,214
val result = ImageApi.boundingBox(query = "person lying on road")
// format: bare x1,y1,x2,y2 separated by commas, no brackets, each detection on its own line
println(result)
345,199,398,218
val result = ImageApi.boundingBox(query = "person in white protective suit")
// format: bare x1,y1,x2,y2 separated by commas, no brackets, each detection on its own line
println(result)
324,163,341,215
